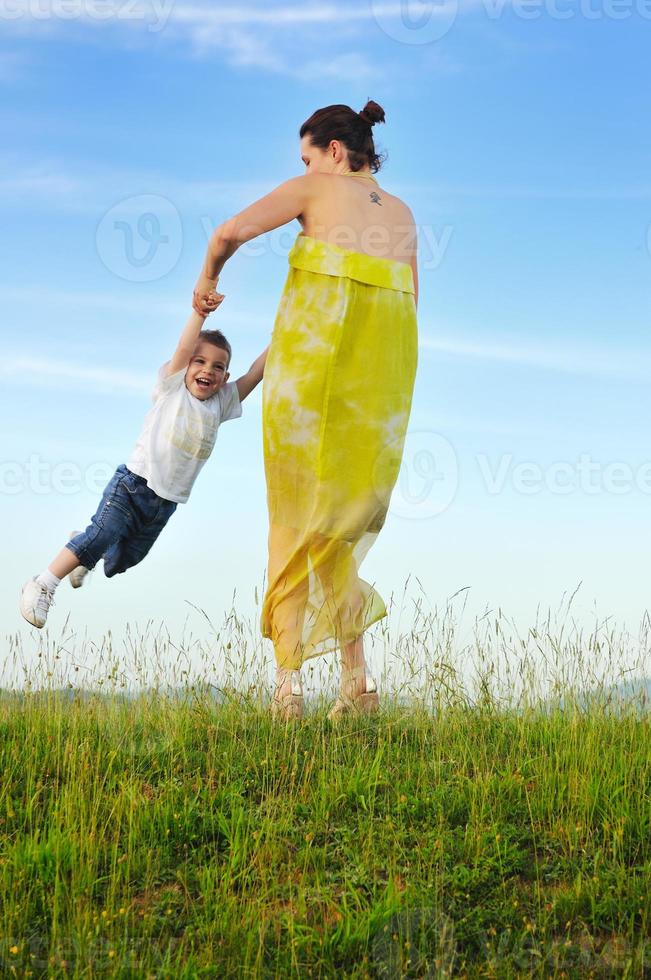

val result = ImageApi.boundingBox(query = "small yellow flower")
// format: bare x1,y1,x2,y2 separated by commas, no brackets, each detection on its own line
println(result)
9,946,18,955
399,794,407,803
108,951,115,959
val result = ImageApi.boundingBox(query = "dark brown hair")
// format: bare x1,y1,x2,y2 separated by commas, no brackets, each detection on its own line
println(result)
299,99,386,173
198,329,232,365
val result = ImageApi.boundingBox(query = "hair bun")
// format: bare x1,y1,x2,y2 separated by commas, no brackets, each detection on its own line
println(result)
358,99,386,127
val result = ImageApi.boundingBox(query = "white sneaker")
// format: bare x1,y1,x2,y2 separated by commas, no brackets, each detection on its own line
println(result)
20,577,55,628
68,531,90,589
69,565,90,589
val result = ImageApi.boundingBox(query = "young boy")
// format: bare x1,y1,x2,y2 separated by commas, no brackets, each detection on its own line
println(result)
20,304,267,628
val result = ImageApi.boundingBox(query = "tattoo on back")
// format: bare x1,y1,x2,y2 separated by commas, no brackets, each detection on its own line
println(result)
370,191,382,206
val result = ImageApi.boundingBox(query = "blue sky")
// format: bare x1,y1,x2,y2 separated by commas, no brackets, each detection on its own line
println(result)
2,1,651,682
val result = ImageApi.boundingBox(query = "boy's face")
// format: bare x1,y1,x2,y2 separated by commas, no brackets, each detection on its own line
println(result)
185,341,230,401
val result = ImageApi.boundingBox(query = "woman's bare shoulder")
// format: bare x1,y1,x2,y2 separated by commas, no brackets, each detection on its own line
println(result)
292,172,339,188
281,172,342,198
376,185,415,220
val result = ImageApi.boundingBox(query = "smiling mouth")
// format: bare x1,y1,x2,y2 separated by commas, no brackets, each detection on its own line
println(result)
195,378,213,389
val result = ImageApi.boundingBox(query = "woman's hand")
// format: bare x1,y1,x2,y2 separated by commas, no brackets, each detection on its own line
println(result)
193,290,225,317
193,274,224,317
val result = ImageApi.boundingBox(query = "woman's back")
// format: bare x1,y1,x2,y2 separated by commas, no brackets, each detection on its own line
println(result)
300,173,416,264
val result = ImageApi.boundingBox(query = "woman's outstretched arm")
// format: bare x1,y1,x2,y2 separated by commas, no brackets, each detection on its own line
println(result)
193,176,314,315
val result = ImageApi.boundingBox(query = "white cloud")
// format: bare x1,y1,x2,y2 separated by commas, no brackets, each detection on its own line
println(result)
0,356,149,395
185,22,288,71
158,4,392,78
135,1,459,29
0,171,80,197
0,285,275,332
3,162,648,219
0,1,465,79
0,161,274,214
169,2,358,28
419,331,651,380
412,182,651,202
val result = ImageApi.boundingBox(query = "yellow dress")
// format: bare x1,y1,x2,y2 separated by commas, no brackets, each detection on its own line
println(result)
261,232,418,668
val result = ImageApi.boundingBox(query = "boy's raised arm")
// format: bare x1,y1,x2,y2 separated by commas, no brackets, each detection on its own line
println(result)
235,346,269,401
165,304,223,376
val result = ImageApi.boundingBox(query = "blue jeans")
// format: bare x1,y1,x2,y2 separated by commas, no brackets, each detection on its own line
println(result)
67,464,177,577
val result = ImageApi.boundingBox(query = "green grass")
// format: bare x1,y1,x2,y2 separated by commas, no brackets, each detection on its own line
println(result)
2,599,650,977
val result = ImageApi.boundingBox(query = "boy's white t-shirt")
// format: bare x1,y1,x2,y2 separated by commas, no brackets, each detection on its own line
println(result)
127,362,242,504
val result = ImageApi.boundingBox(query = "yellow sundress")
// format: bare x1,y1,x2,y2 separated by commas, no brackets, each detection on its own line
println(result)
261,232,418,668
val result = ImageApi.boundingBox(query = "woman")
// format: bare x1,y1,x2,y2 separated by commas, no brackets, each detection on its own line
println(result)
193,100,418,722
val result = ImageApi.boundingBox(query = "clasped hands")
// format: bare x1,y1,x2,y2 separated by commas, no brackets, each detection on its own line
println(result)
192,274,225,318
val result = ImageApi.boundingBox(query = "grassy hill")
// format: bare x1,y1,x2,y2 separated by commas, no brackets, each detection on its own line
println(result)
0,682,649,977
